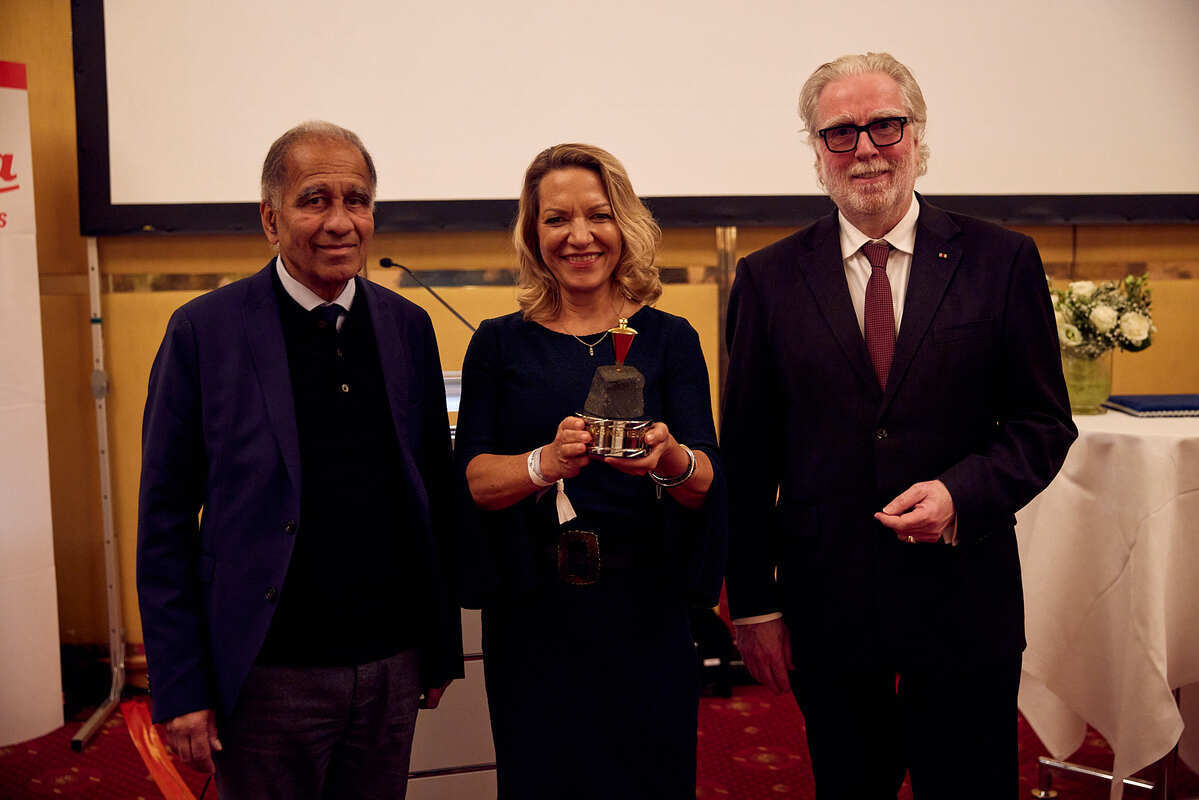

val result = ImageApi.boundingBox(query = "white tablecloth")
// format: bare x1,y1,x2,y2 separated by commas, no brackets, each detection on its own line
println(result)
1016,412,1199,800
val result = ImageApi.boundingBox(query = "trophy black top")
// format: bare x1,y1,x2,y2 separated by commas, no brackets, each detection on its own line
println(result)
583,364,645,419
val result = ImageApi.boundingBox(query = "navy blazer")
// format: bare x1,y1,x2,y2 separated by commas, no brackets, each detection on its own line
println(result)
137,263,463,724
721,197,1076,668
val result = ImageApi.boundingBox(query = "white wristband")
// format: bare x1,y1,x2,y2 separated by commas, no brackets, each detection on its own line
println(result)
527,446,553,487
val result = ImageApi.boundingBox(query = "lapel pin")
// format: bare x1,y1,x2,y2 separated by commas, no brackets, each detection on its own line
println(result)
938,252,948,259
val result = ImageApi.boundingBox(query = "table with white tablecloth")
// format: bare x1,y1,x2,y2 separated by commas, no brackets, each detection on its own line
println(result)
1016,412,1199,799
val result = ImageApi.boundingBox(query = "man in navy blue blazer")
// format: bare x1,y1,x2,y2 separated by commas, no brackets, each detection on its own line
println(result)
721,54,1076,799
137,121,462,798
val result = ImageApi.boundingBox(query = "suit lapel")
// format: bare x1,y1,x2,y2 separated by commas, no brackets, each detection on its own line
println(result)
243,263,301,491
358,278,416,467
798,214,879,394
880,199,961,415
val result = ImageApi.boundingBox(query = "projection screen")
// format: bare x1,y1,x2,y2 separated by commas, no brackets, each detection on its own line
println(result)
72,0,1199,234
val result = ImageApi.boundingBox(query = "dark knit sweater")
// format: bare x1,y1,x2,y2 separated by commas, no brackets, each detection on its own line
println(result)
257,277,422,666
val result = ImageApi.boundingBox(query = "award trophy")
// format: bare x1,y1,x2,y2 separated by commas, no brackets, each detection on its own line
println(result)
577,318,652,458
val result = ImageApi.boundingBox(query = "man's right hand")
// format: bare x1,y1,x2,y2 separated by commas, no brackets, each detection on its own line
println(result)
161,708,222,773
734,617,795,695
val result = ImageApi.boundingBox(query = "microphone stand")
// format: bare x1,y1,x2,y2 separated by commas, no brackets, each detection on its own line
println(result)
378,257,476,332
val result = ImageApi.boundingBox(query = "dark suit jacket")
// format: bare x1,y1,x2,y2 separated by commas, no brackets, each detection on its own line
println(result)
721,197,1076,669
137,263,463,724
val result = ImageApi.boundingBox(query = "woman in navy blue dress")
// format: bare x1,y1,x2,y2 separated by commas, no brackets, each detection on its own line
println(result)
453,143,726,799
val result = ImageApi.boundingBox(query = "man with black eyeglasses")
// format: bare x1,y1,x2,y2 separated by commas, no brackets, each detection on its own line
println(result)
721,52,1076,799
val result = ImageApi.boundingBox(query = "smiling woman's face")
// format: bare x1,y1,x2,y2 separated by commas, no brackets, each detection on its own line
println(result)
536,167,623,304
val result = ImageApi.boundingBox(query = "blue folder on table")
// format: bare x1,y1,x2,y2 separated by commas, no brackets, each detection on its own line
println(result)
1101,394,1199,417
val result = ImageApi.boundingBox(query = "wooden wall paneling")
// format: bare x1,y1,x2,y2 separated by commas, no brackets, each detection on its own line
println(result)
39,295,106,644
101,290,209,642
1075,224,1199,264
1111,280,1199,394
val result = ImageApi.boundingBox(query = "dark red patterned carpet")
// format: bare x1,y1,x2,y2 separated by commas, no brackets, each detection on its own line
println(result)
0,701,211,799
1,688,1196,798
695,685,1198,799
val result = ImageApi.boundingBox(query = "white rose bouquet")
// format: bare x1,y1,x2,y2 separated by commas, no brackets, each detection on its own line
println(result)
1051,275,1154,359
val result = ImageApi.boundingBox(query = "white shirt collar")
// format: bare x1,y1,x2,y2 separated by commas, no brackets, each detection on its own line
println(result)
837,192,921,260
274,255,356,312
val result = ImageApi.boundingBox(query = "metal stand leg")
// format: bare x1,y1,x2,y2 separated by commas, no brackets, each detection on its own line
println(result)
71,238,126,752
1031,757,1155,798
1032,688,1195,800
1159,746,1177,800
1031,757,1058,798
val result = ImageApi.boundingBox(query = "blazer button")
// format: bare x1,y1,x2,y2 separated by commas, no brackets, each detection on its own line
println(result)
284,520,297,535
265,586,278,603
874,428,888,440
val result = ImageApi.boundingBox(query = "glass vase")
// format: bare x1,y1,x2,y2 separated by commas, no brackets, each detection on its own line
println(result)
1060,348,1112,415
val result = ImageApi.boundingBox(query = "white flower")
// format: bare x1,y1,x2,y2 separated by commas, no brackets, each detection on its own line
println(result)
1051,293,1060,309
1059,323,1083,347
1069,280,1097,299
1089,304,1118,333
1054,310,1064,326
1119,312,1151,344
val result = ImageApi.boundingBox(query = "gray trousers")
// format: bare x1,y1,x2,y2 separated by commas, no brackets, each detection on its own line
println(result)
214,649,422,800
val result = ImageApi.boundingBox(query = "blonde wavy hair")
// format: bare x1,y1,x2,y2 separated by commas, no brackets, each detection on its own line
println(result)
798,52,930,178
514,143,662,322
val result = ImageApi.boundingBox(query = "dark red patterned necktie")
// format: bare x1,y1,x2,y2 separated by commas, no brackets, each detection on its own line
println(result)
862,240,895,388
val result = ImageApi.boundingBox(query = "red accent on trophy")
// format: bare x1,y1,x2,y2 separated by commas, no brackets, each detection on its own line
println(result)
611,318,636,365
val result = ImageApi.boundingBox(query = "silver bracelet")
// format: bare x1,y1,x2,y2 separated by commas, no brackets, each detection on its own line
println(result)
649,444,696,488
527,446,553,487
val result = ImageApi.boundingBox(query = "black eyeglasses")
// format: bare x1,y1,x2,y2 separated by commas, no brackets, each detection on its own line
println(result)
818,117,908,153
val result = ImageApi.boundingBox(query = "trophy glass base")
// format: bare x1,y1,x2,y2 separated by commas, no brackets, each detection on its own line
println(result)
576,413,652,458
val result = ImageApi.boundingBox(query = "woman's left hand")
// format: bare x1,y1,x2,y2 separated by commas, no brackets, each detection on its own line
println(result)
603,422,686,478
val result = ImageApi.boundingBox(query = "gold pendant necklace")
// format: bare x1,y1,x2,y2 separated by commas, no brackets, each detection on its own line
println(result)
572,330,609,356
567,295,630,355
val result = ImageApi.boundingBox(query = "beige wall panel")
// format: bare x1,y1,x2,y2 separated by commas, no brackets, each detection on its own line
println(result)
100,235,271,275
656,284,721,417
1111,280,1199,395
1077,225,1199,263
659,228,720,267
39,294,105,643
103,291,207,643
384,284,521,371
735,227,800,260
373,231,514,270
1011,226,1073,270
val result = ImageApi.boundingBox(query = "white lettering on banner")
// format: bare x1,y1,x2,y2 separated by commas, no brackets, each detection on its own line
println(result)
0,60,64,747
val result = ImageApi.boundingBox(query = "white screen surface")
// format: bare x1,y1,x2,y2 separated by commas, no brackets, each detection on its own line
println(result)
102,0,1199,205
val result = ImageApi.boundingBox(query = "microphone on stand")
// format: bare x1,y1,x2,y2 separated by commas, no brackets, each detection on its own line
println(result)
379,257,476,332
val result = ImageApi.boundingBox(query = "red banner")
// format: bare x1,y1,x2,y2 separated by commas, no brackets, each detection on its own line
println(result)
0,61,26,91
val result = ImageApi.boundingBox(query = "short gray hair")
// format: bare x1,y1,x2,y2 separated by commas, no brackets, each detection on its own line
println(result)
260,121,378,208
798,52,930,176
